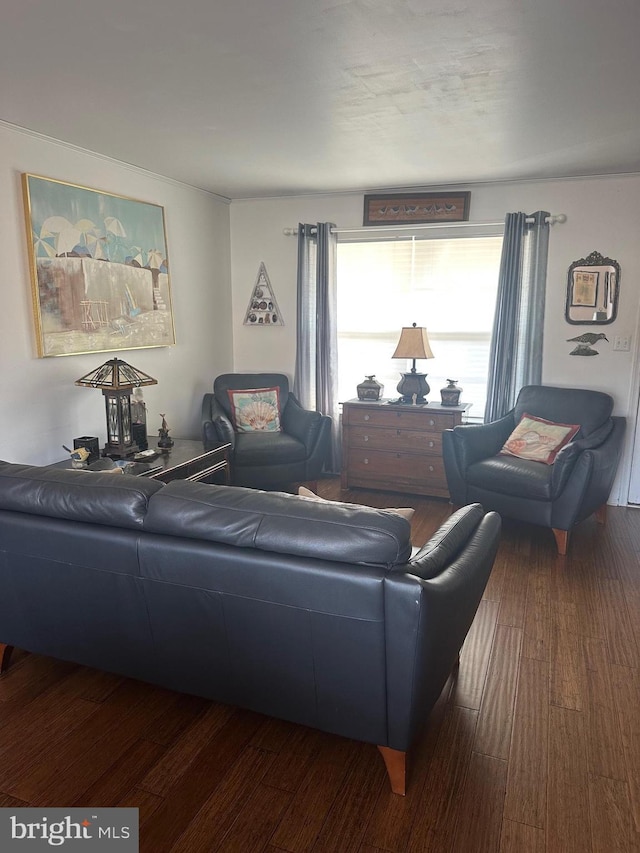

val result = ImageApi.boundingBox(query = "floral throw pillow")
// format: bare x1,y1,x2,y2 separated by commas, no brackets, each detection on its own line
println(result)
228,387,282,432
500,412,580,465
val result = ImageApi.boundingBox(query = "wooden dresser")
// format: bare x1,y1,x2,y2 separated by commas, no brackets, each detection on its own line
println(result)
341,399,470,499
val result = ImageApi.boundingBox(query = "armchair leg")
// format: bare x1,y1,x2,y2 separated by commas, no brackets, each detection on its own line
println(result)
552,528,569,556
0,644,15,674
595,504,607,524
377,745,407,796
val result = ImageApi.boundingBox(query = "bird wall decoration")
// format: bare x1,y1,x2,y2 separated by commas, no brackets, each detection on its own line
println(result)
567,332,609,356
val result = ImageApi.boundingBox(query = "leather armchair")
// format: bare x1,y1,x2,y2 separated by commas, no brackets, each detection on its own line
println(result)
442,385,626,554
202,373,331,489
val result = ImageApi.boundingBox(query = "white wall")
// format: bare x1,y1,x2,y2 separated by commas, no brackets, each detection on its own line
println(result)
230,175,640,504
0,123,233,464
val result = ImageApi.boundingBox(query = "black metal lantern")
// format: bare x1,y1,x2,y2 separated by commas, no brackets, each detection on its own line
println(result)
75,359,157,459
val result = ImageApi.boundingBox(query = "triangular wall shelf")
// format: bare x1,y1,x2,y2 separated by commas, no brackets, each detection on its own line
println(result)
243,262,284,326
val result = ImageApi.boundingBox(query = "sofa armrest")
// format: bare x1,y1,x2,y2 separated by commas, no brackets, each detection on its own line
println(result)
449,413,515,471
405,503,485,579
551,416,626,528
383,511,501,751
202,394,235,451
282,394,324,454
551,418,614,495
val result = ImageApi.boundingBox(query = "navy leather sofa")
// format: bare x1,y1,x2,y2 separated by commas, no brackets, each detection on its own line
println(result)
0,461,500,794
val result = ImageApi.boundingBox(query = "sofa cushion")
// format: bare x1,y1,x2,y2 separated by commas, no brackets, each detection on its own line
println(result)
0,461,164,529
234,431,307,466
144,481,412,567
467,455,554,500
405,503,485,579
228,386,282,432
501,412,579,464
297,485,415,523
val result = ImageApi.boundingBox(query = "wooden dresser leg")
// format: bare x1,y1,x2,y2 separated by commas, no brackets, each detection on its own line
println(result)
595,504,607,524
0,644,14,674
552,528,569,556
377,746,407,796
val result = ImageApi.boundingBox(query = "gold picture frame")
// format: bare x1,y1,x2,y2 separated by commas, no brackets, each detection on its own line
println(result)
363,191,471,226
23,173,176,357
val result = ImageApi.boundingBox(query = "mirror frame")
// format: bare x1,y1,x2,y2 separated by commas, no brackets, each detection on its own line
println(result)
565,250,620,325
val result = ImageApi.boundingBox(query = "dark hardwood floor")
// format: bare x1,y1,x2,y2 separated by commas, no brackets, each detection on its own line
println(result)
1,478,639,852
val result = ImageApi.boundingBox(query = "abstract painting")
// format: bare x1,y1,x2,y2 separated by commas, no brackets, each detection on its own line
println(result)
23,174,176,357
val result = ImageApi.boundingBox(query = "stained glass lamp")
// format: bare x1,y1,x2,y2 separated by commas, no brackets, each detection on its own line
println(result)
75,358,157,458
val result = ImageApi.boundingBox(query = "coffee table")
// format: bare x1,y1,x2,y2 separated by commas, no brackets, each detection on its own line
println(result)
56,439,231,486
145,439,230,484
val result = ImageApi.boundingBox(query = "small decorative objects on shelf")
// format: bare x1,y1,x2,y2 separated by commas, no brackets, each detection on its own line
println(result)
243,262,284,326
157,413,174,449
357,375,384,401
440,379,463,406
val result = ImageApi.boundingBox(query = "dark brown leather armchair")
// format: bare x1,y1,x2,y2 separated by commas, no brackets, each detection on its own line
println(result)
202,373,331,489
443,385,626,554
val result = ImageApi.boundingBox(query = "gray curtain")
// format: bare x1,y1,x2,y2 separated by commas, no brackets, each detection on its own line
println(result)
484,210,550,422
293,222,340,472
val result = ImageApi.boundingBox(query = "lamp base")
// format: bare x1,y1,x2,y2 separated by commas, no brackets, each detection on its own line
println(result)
396,372,430,404
102,441,140,460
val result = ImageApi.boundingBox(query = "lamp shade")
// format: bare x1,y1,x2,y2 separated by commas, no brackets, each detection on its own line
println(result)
75,358,157,390
391,324,434,360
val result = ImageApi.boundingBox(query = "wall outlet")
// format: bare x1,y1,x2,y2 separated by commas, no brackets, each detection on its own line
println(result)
613,335,631,351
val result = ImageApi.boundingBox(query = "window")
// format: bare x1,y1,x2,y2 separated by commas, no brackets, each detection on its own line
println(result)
337,231,503,419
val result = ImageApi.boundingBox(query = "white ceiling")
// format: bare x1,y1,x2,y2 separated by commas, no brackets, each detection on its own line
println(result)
2,0,639,200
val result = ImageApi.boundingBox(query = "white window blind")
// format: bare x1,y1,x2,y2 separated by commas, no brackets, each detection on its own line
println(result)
337,233,504,419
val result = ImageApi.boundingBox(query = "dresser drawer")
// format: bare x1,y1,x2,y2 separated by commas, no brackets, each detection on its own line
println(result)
347,449,445,485
346,406,455,431
348,425,442,455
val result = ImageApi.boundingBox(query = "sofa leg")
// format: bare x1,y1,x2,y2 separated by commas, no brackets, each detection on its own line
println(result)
552,528,569,556
595,504,607,524
377,745,407,796
0,644,14,674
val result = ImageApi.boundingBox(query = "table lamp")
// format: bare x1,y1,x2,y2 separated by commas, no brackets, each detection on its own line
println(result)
391,323,434,404
76,358,157,458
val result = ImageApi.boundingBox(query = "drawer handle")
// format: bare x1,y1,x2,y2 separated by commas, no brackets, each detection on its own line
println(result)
363,435,369,442
428,440,434,448
428,465,435,472
364,414,370,421
429,419,435,426
363,458,369,464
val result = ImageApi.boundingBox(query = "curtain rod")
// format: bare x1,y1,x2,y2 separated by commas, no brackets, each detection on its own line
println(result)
283,213,566,236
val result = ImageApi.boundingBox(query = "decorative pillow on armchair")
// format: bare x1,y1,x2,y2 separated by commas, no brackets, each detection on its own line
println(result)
500,412,580,465
228,387,282,432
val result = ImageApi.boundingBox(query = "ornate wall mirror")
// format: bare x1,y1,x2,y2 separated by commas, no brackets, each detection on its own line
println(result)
565,250,620,325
